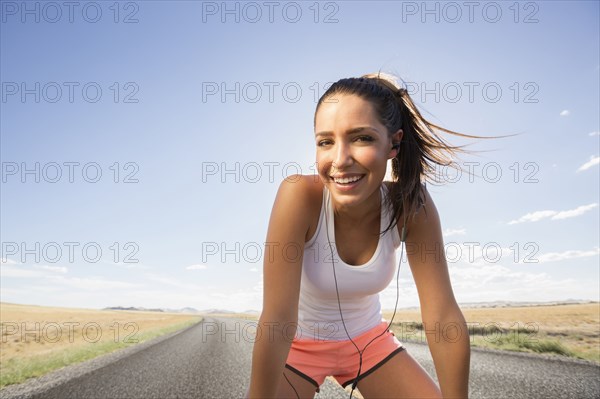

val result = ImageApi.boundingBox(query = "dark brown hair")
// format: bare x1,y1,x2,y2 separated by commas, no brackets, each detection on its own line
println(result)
314,71,516,235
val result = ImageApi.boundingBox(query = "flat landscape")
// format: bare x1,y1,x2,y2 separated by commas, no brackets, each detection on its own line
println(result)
0,303,598,398
381,302,599,364
1,301,597,392
0,302,202,388
212,302,600,364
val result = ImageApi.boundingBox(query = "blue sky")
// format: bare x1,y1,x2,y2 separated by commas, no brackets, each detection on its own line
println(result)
1,1,598,312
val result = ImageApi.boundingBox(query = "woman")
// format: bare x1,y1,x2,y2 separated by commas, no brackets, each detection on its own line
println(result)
246,72,491,399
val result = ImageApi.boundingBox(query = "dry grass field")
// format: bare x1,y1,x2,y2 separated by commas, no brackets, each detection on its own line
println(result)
382,302,600,363
0,302,202,388
2,302,597,390
224,303,599,364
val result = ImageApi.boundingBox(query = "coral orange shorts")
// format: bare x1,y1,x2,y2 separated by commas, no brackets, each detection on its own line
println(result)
284,320,406,393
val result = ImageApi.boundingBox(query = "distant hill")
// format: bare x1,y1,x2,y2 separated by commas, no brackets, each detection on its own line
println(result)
103,299,598,315
383,299,598,312
101,306,259,314
456,299,597,309
197,309,237,314
103,306,200,314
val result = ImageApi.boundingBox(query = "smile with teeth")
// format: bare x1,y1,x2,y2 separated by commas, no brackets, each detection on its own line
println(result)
331,175,365,184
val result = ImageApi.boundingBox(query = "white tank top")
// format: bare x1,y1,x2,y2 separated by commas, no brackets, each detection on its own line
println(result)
296,183,402,341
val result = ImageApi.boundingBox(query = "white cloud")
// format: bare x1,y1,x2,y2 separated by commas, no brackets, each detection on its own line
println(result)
1,258,19,265
1,261,143,293
551,203,598,220
576,156,599,172
249,267,259,272
537,247,600,263
508,210,557,224
589,131,600,137
100,260,152,270
143,272,204,290
560,110,570,116
1,263,68,277
118,262,151,270
186,264,208,270
508,203,598,224
380,262,595,309
206,278,264,311
45,275,141,291
441,243,599,267
443,228,466,237
0,267,46,278
447,264,581,298
37,265,68,273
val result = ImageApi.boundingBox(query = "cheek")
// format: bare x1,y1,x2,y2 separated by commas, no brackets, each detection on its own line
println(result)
314,146,387,175
315,152,331,176
356,147,386,167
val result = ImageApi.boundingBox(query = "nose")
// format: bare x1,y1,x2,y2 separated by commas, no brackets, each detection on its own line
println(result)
331,141,353,173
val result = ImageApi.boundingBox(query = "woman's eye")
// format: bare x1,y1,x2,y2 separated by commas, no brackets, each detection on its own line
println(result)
356,136,374,142
317,137,372,147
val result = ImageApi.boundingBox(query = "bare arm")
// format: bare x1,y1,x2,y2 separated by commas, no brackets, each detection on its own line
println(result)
246,175,314,398
405,185,471,399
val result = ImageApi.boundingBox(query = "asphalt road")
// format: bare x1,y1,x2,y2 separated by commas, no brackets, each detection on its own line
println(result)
1,317,598,399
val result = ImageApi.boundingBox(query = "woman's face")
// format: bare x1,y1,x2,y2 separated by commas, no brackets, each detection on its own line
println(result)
314,93,400,210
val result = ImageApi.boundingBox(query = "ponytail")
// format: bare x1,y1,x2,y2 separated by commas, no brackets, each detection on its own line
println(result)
315,71,517,235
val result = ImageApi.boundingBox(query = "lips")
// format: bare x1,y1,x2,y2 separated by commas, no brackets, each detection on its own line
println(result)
330,174,365,185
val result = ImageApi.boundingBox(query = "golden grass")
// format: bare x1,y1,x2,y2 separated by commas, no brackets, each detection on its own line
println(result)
0,302,202,387
382,303,600,363
207,312,260,320
217,303,600,363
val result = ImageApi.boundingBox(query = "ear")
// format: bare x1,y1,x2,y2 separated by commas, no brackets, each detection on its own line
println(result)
388,129,404,159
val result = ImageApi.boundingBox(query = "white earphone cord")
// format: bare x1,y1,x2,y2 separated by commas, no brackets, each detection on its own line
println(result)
286,191,407,399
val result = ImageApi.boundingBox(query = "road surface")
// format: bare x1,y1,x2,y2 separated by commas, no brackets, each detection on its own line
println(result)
1,317,598,399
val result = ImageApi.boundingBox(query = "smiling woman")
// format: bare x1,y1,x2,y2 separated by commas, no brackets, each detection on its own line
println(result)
246,72,513,399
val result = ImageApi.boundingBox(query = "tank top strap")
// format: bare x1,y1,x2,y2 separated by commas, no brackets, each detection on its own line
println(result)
381,183,402,249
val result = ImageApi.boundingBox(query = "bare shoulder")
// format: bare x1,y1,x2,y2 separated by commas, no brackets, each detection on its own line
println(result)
273,174,323,242
281,174,322,193
385,181,435,241
405,182,442,243
276,174,322,209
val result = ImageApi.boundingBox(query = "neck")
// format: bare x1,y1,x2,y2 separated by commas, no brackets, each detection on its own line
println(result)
332,187,381,226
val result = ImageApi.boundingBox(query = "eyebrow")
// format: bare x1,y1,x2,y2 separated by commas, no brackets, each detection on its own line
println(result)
315,126,380,137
